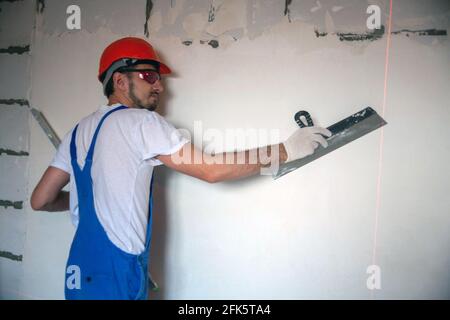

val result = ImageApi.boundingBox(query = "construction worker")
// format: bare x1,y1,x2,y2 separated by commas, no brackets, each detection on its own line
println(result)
30,37,331,300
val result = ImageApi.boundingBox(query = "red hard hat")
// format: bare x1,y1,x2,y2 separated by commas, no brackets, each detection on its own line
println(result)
98,37,171,82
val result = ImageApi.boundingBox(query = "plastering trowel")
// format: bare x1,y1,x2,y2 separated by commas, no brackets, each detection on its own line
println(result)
274,107,387,179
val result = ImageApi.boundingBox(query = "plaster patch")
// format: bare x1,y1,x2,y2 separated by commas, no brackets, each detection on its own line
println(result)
284,0,292,22
167,0,187,25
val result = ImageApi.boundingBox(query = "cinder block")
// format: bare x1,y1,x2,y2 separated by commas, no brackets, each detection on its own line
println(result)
0,105,30,152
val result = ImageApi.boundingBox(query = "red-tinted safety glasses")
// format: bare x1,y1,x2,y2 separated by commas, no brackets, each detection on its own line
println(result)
120,68,161,85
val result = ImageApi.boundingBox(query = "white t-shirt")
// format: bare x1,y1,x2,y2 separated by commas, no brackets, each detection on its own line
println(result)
50,104,189,254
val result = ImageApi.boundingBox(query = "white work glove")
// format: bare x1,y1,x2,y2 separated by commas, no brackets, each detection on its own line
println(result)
283,126,332,163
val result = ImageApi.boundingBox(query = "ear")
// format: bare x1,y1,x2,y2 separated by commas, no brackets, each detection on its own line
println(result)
112,72,129,93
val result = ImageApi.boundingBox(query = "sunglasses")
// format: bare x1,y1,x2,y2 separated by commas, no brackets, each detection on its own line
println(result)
120,68,161,85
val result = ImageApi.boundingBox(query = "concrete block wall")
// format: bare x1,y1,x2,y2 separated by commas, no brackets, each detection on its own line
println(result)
0,0,449,299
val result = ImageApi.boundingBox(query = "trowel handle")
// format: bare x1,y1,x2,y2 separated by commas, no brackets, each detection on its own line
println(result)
295,111,314,128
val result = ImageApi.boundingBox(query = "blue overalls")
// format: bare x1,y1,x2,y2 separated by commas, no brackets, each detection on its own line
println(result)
65,105,154,300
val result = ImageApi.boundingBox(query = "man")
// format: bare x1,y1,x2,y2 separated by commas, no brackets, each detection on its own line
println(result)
31,37,331,300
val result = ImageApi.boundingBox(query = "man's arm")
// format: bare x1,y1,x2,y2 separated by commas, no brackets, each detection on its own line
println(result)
157,142,288,183
157,126,331,183
30,166,70,211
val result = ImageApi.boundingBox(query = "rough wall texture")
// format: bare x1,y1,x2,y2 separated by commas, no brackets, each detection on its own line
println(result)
0,0,449,299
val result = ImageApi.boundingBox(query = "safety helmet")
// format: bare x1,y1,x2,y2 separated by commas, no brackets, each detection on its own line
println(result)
98,37,171,90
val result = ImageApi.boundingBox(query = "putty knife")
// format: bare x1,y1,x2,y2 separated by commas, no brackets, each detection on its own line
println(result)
274,107,387,179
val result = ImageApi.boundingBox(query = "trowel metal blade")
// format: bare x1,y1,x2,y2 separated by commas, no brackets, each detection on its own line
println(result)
274,107,387,179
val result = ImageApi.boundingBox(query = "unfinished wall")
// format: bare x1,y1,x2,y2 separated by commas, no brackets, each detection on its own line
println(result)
0,0,449,299
0,0,33,299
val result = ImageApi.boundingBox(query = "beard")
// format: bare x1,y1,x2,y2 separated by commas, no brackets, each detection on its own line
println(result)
128,81,159,111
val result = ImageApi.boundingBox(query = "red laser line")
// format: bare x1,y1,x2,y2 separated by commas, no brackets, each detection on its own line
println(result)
370,0,393,299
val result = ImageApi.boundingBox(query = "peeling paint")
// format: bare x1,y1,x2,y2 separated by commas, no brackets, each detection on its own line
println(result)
0,99,29,106
391,28,447,37
0,250,22,262
0,148,29,156
0,45,30,55
182,40,193,46
144,0,153,38
337,25,385,42
0,200,23,209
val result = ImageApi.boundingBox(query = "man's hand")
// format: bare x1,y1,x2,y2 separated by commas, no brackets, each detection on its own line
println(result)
282,126,332,163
